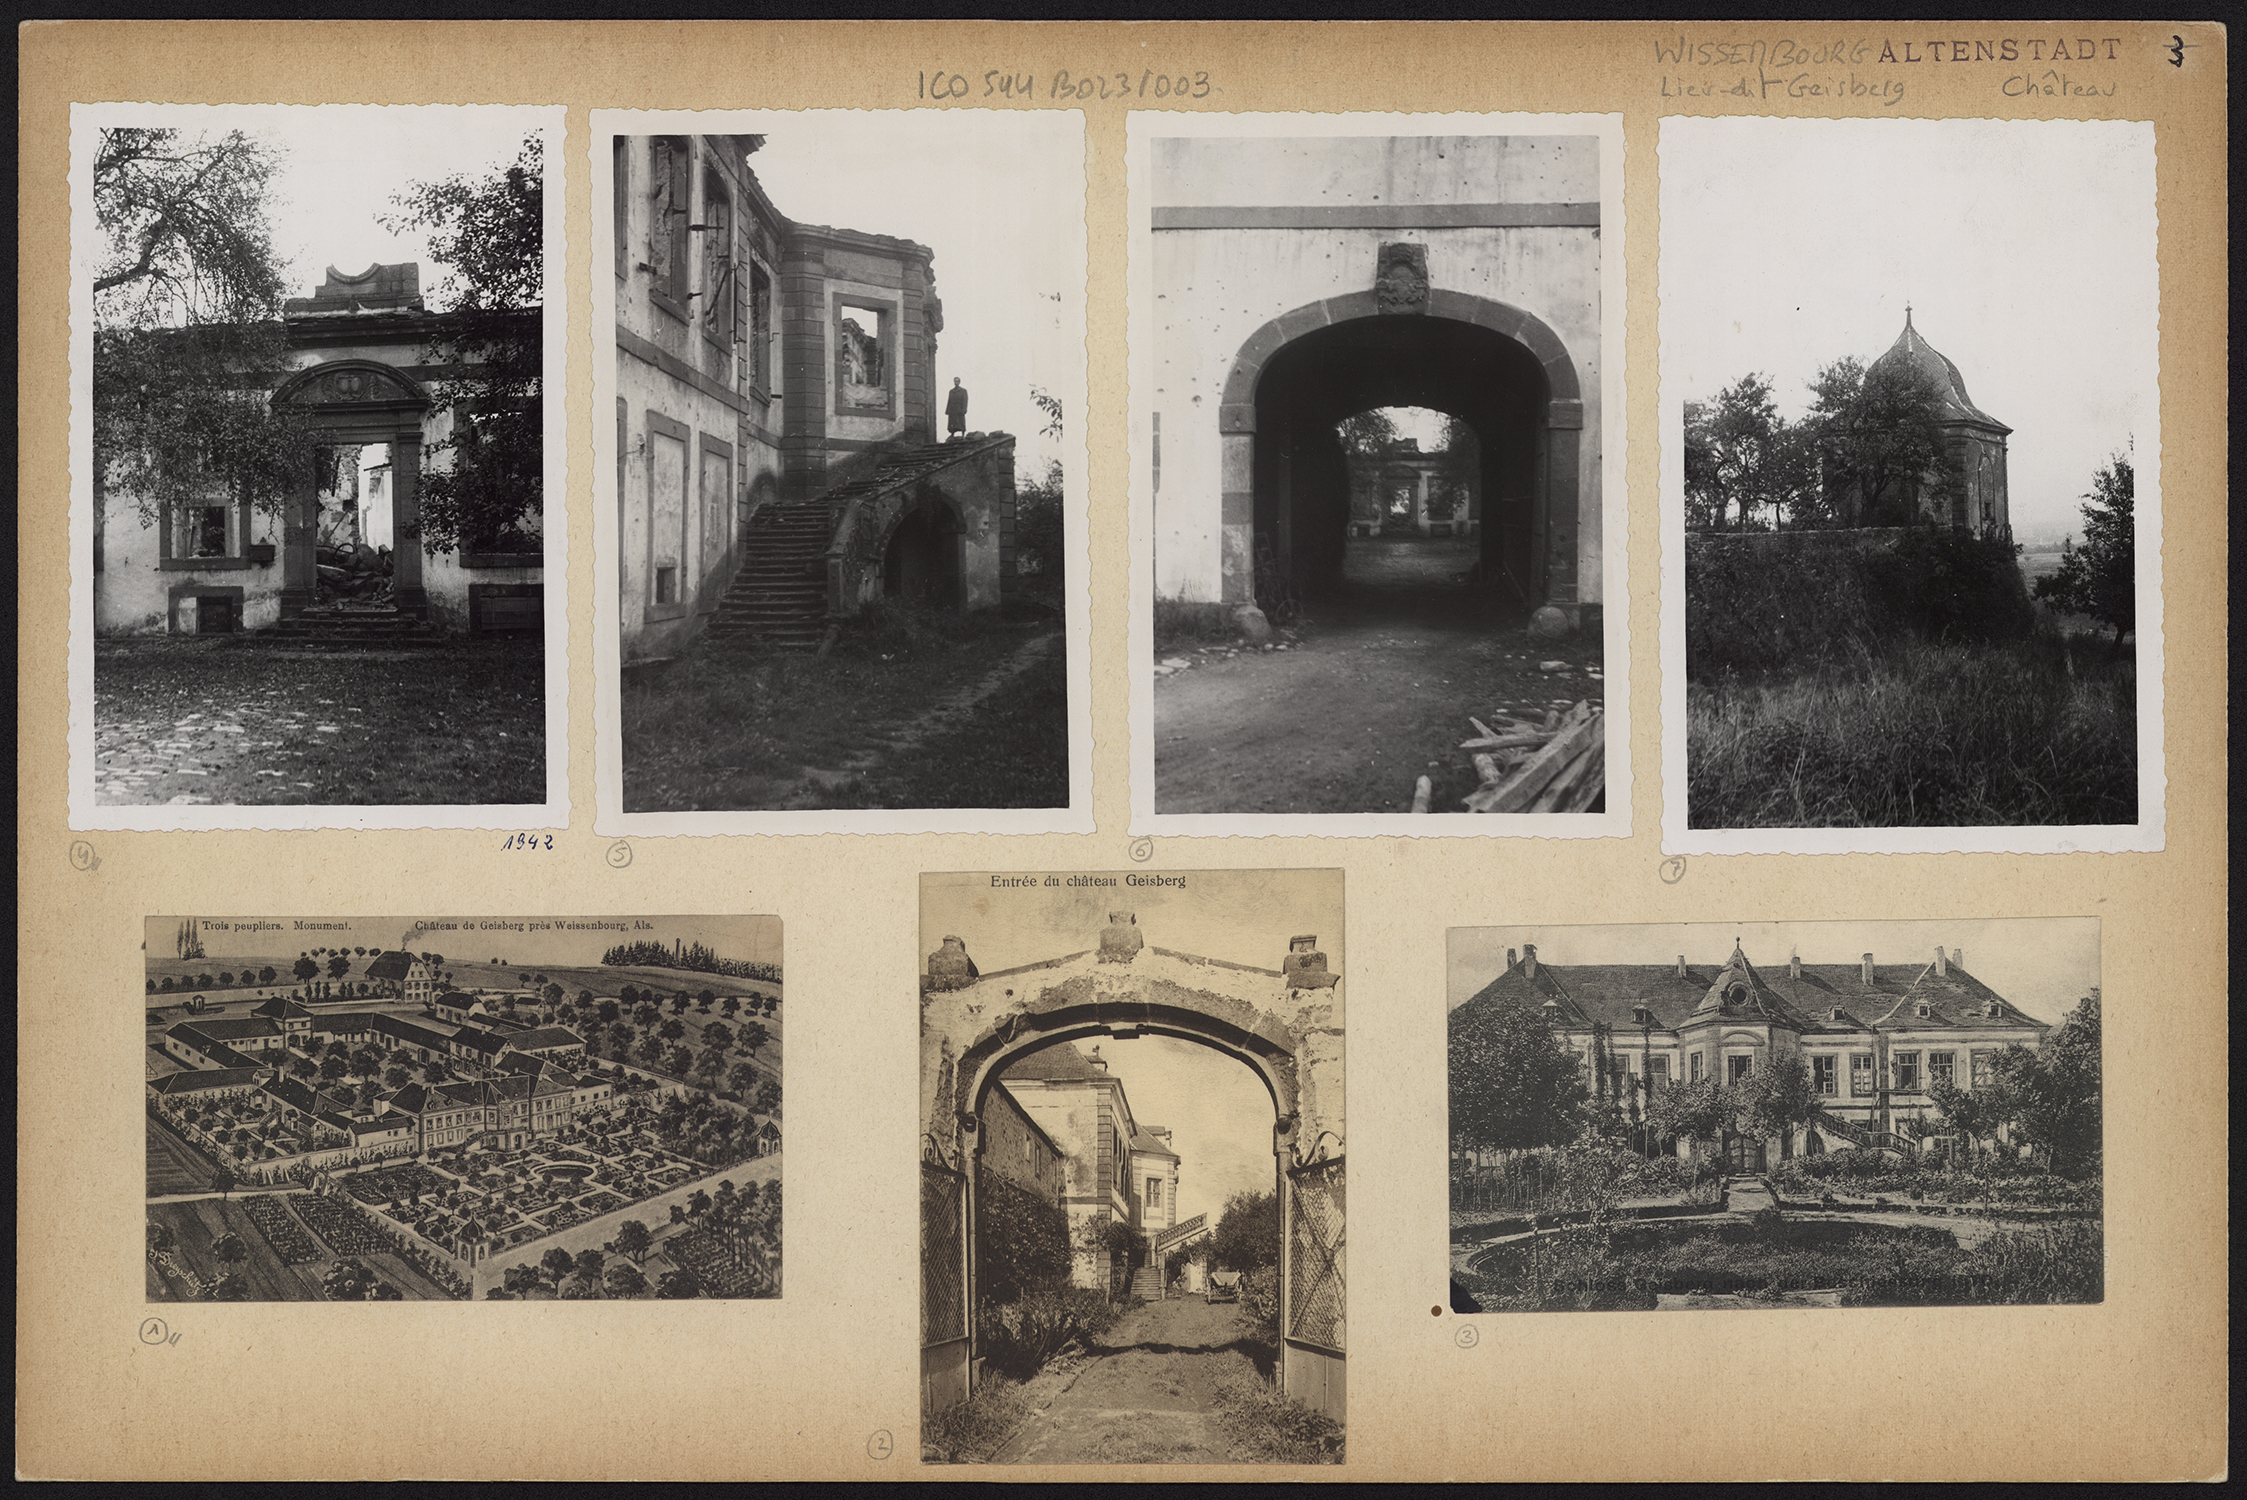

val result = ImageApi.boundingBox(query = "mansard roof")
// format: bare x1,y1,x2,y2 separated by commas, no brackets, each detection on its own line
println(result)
1456,944,2049,1041
1870,311,2011,434
364,951,415,981
1000,1040,1113,1083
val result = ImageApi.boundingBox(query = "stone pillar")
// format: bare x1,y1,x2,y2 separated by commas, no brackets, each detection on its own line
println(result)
279,470,320,619
392,436,425,617
1218,421,1256,605
1414,468,1431,534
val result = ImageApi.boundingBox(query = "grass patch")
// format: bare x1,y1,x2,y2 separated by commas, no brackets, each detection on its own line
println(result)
807,643,1068,809
1212,1369,1345,1464
922,1375,1033,1464
1687,631,2136,828
620,606,1062,811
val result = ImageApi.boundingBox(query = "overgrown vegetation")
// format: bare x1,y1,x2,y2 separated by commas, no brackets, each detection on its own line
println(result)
1212,1369,1346,1464
1687,632,2136,827
922,1375,1033,1464
379,134,545,554
620,606,1064,811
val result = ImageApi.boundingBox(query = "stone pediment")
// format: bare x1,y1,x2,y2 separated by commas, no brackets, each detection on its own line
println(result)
273,360,431,410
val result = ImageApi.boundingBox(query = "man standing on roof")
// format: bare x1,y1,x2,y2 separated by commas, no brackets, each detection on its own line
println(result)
945,376,969,440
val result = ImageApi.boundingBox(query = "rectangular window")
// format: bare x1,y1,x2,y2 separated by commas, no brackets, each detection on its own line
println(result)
1850,1054,1875,1097
835,300,890,411
1971,1049,1995,1088
1929,1052,1955,1088
1812,1055,1838,1095
649,136,691,317
1146,1179,1161,1211
1727,1054,1753,1085
1689,1051,1704,1084
700,169,734,348
1646,1056,1669,1089
749,263,773,391
1894,1052,1921,1092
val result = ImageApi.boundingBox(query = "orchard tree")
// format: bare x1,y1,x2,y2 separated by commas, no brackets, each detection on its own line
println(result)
1731,1055,1819,1158
1805,354,1955,528
613,1219,652,1265
2035,450,2135,653
1448,991,1588,1157
379,134,543,552
1998,990,2103,1176
604,1261,648,1299
1209,1189,1280,1273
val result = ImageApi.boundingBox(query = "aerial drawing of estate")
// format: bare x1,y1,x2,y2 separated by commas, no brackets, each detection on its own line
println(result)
144,915,782,1302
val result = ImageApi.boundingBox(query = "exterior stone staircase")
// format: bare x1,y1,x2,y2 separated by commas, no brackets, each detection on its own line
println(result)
268,603,443,650
1130,1263,1167,1301
704,437,1007,653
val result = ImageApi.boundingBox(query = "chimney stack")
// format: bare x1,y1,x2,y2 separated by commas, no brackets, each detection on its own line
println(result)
1087,1045,1108,1072
1522,943,1537,979
1861,953,1875,984
1676,955,1687,980
1934,945,1947,978
1952,948,1963,971
1507,948,1518,969
1789,947,1801,980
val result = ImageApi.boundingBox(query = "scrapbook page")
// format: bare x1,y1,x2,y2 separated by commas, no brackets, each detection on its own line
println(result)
15,18,2227,1483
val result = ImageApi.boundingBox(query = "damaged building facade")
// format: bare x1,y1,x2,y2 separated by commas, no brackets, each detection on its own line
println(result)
611,133,1017,661
1145,134,1604,631
94,263,545,640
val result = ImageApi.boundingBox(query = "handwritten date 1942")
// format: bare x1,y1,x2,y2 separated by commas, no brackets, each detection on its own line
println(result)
919,69,1213,102
500,833,554,852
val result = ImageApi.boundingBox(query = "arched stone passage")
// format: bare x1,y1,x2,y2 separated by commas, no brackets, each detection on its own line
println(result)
921,913,1345,1423
882,492,965,610
1218,290,1584,614
270,358,434,618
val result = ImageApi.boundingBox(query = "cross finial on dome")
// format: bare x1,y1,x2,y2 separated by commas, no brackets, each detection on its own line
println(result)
1905,301,1913,326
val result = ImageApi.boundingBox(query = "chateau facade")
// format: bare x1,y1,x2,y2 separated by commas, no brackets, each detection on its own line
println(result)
1455,938,2051,1157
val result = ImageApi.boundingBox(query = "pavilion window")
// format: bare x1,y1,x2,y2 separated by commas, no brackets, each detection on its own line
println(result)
1812,1055,1838,1096
1850,1053,1875,1096
1970,1050,1995,1088
1646,1055,1670,1089
1894,1052,1921,1092
1929,1052,1955,1088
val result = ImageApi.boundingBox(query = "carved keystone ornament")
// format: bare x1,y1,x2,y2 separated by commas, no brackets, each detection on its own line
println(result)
1375,242,1430,314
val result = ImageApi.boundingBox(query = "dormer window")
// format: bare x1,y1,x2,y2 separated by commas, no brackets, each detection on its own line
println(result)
1915,1002,1932,1019
1830,1007,1844,1022
1632,1004,1652,1025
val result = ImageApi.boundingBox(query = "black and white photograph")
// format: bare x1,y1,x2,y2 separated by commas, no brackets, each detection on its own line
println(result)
1129,115,1627,833
594,113,1090,832
1448,919,2103,1314
919,870,1344,1464
72,104,566,827
1661,116,2161,853
144,914,782,1303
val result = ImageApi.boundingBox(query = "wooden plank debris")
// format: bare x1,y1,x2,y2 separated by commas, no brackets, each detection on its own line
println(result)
1410,699,1603,814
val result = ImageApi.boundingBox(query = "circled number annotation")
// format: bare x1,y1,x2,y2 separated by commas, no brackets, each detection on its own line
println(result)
920,69,1213,102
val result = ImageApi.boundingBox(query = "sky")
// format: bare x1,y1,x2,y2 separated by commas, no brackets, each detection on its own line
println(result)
143,914,782,974
1445,918,2099,1028
737,112,1083,477
921,870,1343,1225
163,106,547,312
1662,116,2156,541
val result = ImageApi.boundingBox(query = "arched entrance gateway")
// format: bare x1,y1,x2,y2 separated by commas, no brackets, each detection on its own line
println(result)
270,358,433,618
920,913,1346,1423
1226,288,1583,613
1147,132,1605,631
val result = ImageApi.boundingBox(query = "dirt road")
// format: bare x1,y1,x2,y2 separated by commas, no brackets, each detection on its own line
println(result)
991,1296,1276,1464
1154,584,1605,815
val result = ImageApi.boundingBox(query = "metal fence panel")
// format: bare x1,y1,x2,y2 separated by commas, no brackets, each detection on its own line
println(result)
1287,1156,1346,1353
921,1161,966,1347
